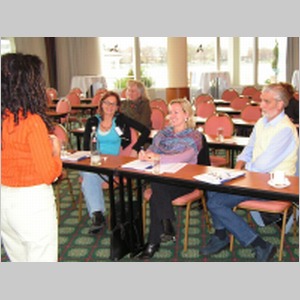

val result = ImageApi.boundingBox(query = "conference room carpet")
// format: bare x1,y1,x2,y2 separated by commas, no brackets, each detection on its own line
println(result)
1,170,298,262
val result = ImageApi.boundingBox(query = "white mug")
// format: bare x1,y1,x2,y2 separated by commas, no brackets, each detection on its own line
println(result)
270,170,285,185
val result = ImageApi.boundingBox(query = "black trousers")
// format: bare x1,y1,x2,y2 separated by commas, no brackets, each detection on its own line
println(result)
148,182,194,244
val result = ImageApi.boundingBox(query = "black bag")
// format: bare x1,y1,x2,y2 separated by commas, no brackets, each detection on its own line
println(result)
110,200,143,261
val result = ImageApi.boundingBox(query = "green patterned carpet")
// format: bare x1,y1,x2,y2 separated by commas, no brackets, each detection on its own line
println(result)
1,169,299,262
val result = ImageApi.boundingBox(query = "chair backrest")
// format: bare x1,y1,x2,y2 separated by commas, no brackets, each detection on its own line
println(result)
240,104,262,122
204,113,234,138
91,92,102,106
221,88,239,101
67,91,81,106
150,98,168,115
119,128,138,156
70,87,82,96
251,90,262,102
241,86,259,98
56,97,71,124
53,123,70,147
230,96,250,110
195,100,216,118
151,107,166,130
95,88,107,97
46,87,58,103
120,88,127,98
195,93,214,107
294,91,299,100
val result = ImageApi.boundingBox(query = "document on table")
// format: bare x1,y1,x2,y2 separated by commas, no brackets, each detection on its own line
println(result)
121,159,187,173
61,151,90,161
194,168,245,184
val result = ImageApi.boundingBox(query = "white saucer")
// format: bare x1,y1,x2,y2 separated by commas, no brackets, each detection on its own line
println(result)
268,178,291,189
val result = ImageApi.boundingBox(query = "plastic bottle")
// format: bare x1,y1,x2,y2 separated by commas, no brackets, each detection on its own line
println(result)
90,126,101,165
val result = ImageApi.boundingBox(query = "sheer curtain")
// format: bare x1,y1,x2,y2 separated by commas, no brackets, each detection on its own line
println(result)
55,37,101,96
286,37,299,82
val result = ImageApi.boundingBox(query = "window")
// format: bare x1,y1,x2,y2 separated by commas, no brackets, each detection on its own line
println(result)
239,37,254,85
1,37,15,55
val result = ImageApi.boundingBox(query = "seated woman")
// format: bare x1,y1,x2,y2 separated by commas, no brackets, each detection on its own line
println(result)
137,98,204,259
81,91,150,234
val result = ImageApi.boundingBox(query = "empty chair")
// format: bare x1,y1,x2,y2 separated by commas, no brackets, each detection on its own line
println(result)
70,87,83,96
230,96,250,110
195,93,214,107
241,86,259,98
195,100,216,118
151,107,166,130
66,91,82,127
150,98,168,115
56,97,71,128
46,87,58,104
251,90,262,102
221,88,239,101
204,113,235,167
241,104,262,122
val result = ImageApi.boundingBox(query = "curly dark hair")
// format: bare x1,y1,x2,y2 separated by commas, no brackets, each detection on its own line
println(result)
1,52,53,131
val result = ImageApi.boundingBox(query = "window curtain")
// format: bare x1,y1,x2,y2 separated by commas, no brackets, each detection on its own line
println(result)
286,37,299,82
55,37,101,96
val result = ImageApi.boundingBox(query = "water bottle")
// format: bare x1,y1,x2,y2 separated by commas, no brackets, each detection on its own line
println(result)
90,126,101,165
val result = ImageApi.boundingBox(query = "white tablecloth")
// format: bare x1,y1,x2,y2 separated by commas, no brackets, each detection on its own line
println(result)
291,70,299,91
199,71,231,95
71,75,107,95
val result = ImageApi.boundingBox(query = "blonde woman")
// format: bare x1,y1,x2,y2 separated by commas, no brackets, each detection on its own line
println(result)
137,98,204,259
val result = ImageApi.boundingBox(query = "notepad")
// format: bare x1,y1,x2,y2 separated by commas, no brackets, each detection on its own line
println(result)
194,168,246,185
121,160,187,174
61,151,90,161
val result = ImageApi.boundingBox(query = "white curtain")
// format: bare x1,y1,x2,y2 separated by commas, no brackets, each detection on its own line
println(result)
286,37,299,82
14,37,50,86
55,37,101,96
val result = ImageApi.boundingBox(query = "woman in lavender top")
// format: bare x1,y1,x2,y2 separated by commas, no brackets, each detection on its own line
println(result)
137,98,203,259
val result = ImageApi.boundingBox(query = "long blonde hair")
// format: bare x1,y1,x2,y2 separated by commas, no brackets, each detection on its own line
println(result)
168,98,195,129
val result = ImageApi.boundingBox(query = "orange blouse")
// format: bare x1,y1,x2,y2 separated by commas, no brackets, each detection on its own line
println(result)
1,111,62,187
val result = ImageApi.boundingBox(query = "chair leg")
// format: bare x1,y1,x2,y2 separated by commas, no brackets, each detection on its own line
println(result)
142,200,147,238
279,209,289,261
201,195,211,230
183,203,191,252
55,183,61,225
66,177,76,208
78,190,83,222
229,206,237,252
292,206,298,239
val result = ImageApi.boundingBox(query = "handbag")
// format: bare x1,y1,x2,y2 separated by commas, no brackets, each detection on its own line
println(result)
110,200,143,261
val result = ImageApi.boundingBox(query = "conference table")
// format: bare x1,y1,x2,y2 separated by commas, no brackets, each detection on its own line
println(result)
62,154,299,261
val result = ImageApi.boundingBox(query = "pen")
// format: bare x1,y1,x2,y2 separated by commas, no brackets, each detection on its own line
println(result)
78,156,88,161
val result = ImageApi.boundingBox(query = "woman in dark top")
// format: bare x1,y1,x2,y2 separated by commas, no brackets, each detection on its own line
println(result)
281,82,299,124
81,91,150,234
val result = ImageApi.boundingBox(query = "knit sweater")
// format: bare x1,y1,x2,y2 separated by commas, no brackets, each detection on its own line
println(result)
1,111,62,187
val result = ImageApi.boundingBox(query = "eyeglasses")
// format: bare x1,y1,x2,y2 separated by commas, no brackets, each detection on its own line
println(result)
103,101,118,107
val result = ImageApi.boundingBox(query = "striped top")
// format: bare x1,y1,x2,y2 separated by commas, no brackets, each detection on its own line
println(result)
1,111,62,187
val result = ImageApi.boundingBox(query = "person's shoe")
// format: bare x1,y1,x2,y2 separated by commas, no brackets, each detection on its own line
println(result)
160,219,176,243
253,242,277,262
137,243,160,259
89,211,106,234
199,235,229,256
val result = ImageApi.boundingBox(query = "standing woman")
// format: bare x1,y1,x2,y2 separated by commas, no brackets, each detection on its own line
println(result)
137,98,204,259
1,53,62,262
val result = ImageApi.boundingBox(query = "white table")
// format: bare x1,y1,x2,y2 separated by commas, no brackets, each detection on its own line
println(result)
71,75,107,96
199,71,231,97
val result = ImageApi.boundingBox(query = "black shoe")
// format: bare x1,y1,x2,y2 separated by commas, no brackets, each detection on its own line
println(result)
89,211,105,234
160,219,176,243
253,242,277,262
200,235,229,256
137,243,160,259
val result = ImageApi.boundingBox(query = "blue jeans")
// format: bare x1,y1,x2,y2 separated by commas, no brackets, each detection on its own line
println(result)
207,191,259,247
80,172,107,218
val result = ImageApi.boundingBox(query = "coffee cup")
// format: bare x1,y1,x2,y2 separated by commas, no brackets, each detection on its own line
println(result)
270,170,286,185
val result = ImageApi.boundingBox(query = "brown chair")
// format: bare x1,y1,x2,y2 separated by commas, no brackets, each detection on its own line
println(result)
66,91,83,128
142,135,211,252
195,93,214,107
150,98,168,115
240,104,262,122
151,107,166,130
221,88,239,101
241,86,259,98
203,113,235,167
52,124,76,224
56,97,71,128
46,87,58,105
195,100,216,118
229,200,298,261
230,96,250,110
